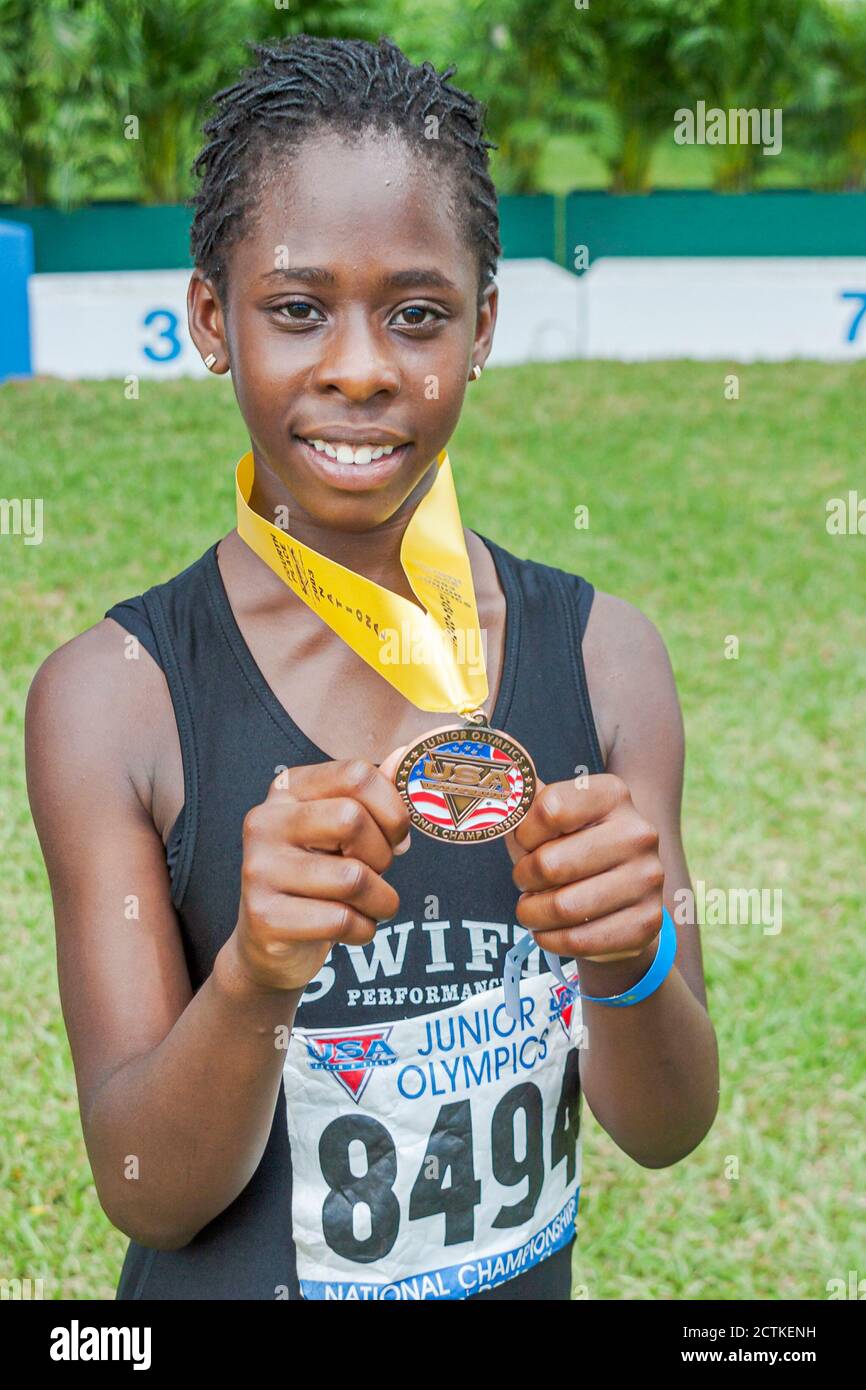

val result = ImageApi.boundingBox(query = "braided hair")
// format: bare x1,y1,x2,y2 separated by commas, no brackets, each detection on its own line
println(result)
189,34,501,312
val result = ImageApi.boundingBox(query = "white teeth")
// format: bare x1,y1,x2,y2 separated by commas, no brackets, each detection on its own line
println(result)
305,438,399,465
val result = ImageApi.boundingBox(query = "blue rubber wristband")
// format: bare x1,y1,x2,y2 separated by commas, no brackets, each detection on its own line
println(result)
578,906,677,1007
503,907,677,1021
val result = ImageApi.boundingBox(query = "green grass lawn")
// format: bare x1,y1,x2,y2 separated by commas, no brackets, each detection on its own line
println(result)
1,363,864,1300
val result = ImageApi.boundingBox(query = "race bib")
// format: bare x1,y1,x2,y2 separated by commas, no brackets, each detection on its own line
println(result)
282,969,583,1300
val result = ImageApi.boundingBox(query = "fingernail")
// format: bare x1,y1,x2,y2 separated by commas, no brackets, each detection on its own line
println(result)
394,832,411,855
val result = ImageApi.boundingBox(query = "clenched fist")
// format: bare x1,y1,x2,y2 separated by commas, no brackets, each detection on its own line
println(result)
504,772,665,964
230,749,412,994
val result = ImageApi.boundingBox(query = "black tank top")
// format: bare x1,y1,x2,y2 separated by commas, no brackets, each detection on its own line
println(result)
105,532,605,1301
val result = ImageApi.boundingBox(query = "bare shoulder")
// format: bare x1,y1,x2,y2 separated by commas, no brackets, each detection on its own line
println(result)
30,617,151,698
581,588,683,768
27,617,168,738
26,617,173,820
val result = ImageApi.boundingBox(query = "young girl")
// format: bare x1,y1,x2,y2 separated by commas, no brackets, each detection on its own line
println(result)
26,34,719,1301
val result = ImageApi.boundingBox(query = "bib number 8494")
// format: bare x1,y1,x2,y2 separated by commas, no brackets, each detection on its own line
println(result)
318,1051,580,1264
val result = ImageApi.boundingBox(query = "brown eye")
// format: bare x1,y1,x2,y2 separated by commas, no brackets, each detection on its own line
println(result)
392,305,443,328
276,301,323,321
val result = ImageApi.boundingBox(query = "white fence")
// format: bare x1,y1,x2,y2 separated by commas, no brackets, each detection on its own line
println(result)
25,256,866,379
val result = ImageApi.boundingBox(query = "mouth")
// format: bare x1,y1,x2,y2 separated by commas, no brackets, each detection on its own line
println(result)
294,434,412,491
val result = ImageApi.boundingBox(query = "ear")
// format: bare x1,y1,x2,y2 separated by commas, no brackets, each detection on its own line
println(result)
471,280,498,374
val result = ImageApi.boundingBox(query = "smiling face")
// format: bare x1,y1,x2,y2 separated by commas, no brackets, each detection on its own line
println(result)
189,126,497,533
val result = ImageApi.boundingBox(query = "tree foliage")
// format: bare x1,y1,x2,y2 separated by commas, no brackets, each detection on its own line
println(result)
0,0,864,203
675,0,832,191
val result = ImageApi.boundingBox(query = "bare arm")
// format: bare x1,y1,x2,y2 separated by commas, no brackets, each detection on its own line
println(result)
575,591,719,1167
506,591,719,1169
25,623,302,1248
26,622,410,1249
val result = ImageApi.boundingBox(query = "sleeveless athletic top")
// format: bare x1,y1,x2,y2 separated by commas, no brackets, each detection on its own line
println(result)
105,532,605,1301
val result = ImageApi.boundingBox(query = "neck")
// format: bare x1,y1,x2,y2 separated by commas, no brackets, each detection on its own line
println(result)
247,450,439,604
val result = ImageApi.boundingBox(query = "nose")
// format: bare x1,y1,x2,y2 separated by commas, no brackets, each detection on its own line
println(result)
313,308,400,401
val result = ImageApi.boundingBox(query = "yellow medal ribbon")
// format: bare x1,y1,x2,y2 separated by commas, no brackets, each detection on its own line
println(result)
235,448,489,717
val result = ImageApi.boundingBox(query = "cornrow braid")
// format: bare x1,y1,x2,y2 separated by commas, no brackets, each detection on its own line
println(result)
188,34,501,311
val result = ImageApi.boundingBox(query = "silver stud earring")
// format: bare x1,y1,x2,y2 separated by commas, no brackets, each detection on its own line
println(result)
471,363,482,381
203,353,217,370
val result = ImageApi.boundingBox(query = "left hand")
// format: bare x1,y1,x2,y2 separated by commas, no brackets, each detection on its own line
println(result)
503,772,665,963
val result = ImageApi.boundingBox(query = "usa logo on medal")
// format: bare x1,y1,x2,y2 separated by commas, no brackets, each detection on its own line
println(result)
396,727,537,844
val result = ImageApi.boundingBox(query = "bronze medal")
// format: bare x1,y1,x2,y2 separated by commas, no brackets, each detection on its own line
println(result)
395,711,537,845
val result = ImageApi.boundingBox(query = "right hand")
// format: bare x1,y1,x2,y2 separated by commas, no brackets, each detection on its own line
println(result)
230,749,412,995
